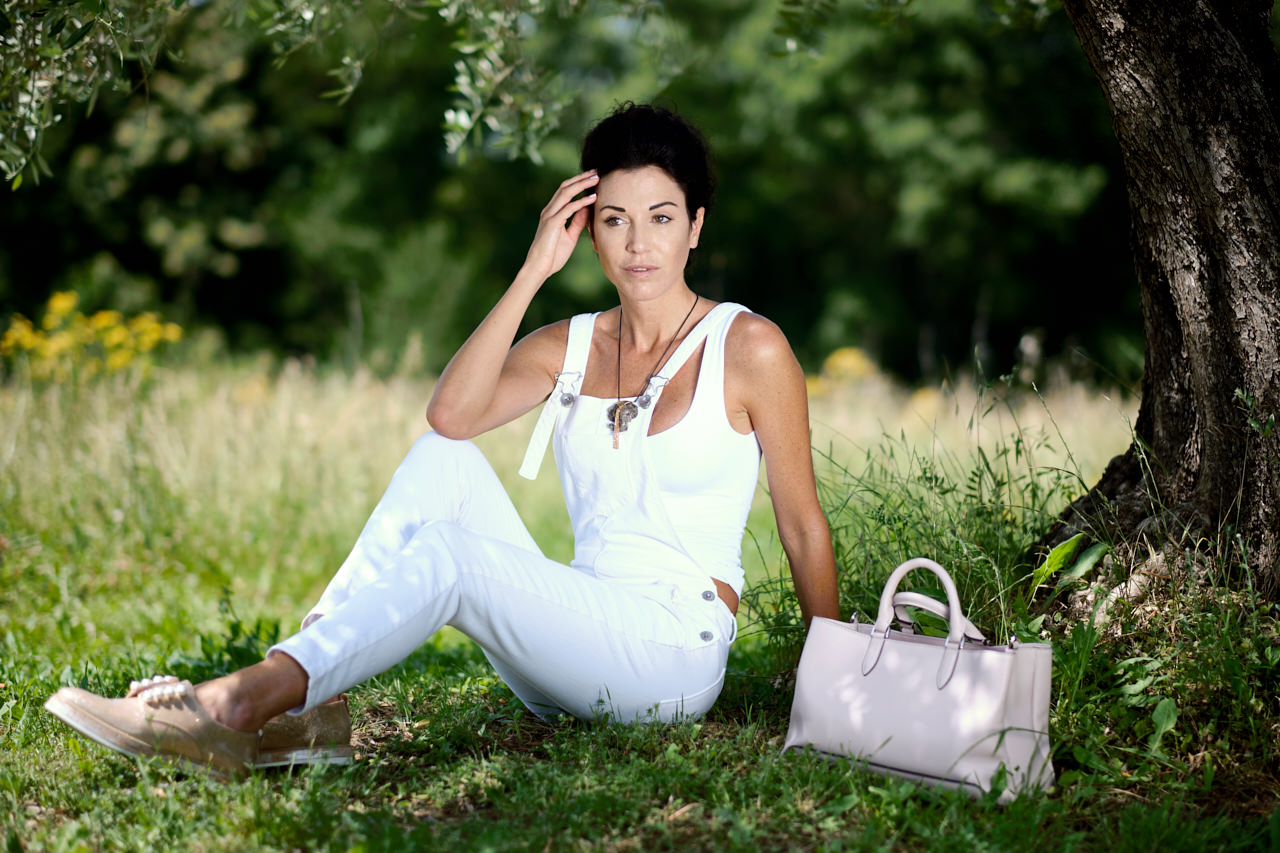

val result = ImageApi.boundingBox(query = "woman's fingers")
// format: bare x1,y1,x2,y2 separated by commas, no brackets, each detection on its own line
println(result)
563,205,590,243
523,171,600,278
541,170,599,220
554,192,597,231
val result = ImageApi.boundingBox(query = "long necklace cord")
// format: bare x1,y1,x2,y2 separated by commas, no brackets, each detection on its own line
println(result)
611,292,700,448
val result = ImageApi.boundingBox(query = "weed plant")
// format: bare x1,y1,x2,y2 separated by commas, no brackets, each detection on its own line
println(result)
2,349,1277,850
744,384,1095,669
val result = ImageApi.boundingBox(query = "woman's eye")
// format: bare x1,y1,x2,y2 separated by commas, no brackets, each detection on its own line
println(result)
604,216,624,226
653,214,672,224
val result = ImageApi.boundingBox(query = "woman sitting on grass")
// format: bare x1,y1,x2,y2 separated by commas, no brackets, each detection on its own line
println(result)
45,102,841,778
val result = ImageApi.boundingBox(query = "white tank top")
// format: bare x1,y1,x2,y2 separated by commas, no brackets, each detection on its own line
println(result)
520,303,761,596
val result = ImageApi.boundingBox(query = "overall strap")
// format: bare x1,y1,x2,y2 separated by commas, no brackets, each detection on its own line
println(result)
518,313,596,480
643,303,747,407
689,302,749,419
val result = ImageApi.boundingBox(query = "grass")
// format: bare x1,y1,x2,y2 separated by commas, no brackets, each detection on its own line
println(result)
2,356,1278,851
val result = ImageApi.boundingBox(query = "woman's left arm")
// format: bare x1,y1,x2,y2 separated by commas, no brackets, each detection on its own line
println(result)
726,314,841,628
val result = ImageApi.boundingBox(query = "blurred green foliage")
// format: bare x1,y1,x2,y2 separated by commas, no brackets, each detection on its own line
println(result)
2,0,1146,382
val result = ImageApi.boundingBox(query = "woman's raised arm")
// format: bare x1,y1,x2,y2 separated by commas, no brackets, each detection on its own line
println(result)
427,171,599,438
727,315,841,628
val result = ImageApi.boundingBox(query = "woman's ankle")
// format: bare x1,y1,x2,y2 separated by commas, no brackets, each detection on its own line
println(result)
194,678,261,733
196,655,310,733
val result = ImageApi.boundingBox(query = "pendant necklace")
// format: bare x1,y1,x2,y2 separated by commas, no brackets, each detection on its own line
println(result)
609,293,699,449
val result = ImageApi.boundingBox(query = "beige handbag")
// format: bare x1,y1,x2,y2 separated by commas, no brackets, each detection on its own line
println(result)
784,558,1054,801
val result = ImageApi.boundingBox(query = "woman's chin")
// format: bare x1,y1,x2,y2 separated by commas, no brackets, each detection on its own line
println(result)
610,276,687,305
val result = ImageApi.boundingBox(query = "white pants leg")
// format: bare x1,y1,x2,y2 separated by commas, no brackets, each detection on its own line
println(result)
270,432,734,722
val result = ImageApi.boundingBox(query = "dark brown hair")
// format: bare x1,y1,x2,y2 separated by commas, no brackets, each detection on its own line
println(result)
580,102,716,220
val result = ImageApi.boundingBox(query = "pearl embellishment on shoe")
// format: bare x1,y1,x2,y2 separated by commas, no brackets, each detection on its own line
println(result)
126,674,191,705
129,674,179,692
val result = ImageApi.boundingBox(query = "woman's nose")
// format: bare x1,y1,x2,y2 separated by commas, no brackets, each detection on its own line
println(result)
626,224,649,252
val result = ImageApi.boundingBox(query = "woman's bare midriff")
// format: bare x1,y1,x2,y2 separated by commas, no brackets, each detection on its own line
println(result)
713,577,738,615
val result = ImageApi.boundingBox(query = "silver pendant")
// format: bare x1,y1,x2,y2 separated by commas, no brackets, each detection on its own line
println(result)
607,400,639,433
636,393,652,409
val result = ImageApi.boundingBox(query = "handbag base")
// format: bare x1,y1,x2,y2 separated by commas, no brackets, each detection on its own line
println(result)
787,744,1029,801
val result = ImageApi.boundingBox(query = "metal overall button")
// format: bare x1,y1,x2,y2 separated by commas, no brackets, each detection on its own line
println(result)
701,590,716,601
700,631,714,642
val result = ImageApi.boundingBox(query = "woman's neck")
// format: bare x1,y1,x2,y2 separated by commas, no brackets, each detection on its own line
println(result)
616,287,699,352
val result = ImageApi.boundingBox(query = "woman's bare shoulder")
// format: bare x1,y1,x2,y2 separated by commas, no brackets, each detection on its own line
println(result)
511,317,573,361
725,310,796,369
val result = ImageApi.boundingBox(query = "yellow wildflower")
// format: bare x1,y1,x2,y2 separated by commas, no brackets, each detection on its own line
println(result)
5,295,183,384
103,325,130,349
822,347,878,382
136,329,162,353
47,291,78,318
39,330,75,360
68,313,95,346
129,312,160,332
805,375,831,398
130,312,162,352
106,349,133,371
89,310,123,330
1,316,40,354
905,387,944,421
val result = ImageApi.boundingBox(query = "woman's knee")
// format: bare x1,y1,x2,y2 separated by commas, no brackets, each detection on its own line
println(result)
405,431,490,476
403,518,466,557
413,430,479,454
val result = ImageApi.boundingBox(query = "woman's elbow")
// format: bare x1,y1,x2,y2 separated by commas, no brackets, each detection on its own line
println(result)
778,512,831,549
424,398,475,440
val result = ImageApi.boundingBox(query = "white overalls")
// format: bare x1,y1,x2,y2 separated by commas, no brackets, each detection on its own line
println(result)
270,303,759,722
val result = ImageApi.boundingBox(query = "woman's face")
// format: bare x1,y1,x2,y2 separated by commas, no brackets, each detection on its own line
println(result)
590,166,705,304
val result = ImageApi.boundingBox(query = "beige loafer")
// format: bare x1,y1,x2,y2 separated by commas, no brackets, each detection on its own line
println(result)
256,694,355,769
44,675,258,780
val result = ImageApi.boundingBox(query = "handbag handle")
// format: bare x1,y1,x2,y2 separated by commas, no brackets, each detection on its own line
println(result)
862,558,970,689
892,591,986,643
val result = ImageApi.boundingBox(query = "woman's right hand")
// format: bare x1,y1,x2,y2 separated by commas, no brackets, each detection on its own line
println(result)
427,171,599,438
520,170,600,283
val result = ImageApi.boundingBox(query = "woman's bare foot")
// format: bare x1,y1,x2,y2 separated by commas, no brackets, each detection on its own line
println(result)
194,653,309,733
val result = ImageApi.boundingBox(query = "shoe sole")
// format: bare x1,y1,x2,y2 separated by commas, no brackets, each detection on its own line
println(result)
254,746,356,769
44,693,236,781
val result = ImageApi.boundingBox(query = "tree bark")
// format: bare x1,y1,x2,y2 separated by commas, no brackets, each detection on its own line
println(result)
1052,0,1280,590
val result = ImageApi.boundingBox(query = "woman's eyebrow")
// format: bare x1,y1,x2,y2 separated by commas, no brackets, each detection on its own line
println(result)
599,201,678,213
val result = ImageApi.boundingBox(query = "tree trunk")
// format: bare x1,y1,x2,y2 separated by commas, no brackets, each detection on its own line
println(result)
1052,0,1280,590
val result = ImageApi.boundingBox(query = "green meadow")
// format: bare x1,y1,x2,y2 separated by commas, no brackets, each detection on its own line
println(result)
2,354,1277,851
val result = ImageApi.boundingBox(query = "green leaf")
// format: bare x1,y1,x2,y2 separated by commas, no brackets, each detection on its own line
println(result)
1148,697,1178,755
1054,543,1109,591
10,174,21,191
62,18,96,50
821,793,860,815
1032,532,1083,588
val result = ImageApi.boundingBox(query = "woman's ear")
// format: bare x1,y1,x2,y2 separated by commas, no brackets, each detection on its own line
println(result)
689,207,706,249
